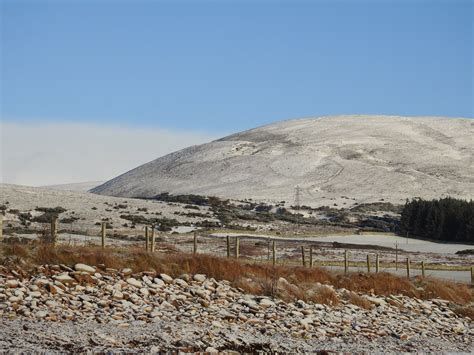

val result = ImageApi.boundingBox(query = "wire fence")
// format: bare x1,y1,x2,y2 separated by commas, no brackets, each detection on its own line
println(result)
1,216,472,284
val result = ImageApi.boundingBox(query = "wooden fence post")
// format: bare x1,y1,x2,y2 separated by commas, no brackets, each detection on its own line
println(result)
0,215,3,242
471,266,474,284
150,226,155,252
267,238,270,261
309,246,313,268
301,246,305,267
366,255,371,273
395,242,398,271
145,226,149,252
226,235,230,258
235,237,240,259
406,257,410,278
101,222,106,249
344,250,348,274
193,231,197,254
421,261,425,278
375,254,379,273
272,241,276,266
51,217,58,246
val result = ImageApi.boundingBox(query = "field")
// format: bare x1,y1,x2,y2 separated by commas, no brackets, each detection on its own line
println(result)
0,184,472,352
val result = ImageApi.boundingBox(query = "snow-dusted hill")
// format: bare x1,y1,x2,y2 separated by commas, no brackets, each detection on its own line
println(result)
91,115,474,207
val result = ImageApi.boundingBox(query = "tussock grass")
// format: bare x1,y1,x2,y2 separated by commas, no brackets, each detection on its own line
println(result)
417,276,472,305
334,272,417,297
344,292,374,310
3,243,29,259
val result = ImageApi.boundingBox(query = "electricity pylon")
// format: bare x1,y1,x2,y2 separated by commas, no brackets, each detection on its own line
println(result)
295,185,301,235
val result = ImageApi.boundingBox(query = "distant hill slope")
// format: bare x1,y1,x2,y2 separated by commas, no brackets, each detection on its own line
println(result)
42,181,105,192
91,115,474,207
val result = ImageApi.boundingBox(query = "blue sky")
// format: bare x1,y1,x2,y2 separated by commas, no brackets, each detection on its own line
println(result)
1,0,473,185
2,0,473,134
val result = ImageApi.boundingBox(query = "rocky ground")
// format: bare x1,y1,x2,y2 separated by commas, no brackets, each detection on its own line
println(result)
0,262,472,352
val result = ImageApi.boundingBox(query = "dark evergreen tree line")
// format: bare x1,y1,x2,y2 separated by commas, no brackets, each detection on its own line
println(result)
400,198,474,243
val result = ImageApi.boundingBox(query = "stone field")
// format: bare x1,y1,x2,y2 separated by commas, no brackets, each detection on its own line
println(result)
0,262,472,352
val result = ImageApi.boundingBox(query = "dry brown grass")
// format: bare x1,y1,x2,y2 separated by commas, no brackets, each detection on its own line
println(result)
35,244,124,269
2,243,472,307
346,292,374,310
414,276,472,305
452,304,474,320
307,285,340,306
234,277,267,295
238,241,266,257
3,243,29,259
333,272,417,298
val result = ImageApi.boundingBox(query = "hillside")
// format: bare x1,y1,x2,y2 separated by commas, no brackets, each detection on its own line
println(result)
91,115,474,207
42,181,106,192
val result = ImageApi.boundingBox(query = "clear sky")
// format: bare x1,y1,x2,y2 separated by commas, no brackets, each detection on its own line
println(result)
0,0,473,185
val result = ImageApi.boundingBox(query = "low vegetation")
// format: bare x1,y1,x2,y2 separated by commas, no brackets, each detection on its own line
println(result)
152,193,226,207
119,214,181,231
142,193,402,233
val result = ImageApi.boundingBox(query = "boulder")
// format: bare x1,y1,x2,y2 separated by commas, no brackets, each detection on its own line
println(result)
260,298,275,308
6,280,19,288
74,263,95,273
126,278,143,288
193,274,206,282
53,273,75,285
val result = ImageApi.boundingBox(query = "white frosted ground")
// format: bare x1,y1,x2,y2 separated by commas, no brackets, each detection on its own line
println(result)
92,115,474,207
210,233,473,254
302,234,473,254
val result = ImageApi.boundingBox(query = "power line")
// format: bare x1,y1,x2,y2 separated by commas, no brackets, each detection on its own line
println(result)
295,185,301,235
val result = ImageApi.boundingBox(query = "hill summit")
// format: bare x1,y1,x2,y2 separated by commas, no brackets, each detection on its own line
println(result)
91,115,474,207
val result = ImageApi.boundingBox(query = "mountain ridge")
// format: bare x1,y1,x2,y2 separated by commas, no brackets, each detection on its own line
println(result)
91,115,474,207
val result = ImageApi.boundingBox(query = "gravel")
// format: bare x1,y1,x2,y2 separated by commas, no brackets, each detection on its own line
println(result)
0,263,472,352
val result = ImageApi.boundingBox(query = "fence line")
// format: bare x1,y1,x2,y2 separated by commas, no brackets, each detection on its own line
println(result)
235,237,240,259
150,226,156,252
101,222,106,249
1,218,472,283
